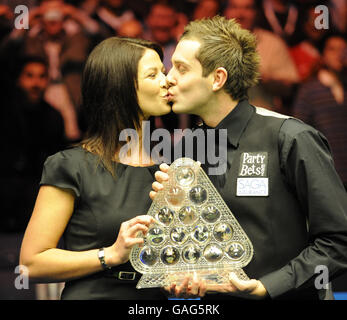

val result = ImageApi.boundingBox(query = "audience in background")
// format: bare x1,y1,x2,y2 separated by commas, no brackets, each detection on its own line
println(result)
0,56,66,232
192,0,221,20
144,2,182,70
224,0,299,112
117,18,143,38
329,0,347,34
259,0,302,46
289,5,328,81
90,0,136,38
1,0,91,140
0,4,12,43
292,34,347,189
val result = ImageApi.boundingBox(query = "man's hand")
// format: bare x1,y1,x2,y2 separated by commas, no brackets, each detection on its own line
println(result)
163,271,267,300
207,272,268,300
164,272,207,299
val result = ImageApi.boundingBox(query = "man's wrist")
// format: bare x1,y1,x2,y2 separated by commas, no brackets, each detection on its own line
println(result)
254,280,268,299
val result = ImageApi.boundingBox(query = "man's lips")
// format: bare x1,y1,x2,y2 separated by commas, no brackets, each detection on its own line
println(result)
167,91,174,102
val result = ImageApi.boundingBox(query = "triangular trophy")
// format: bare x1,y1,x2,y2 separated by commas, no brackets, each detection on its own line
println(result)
130,158,254,289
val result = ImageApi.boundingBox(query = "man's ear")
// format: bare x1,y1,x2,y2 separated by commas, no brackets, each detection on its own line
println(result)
212,67,228,92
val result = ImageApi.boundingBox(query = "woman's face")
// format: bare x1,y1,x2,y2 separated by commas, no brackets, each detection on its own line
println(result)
136,49,171,119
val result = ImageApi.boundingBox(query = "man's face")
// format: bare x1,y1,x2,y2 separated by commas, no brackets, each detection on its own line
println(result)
224,0,256,30
43,18,64,36
18,62,48,104
147,4,176,45
41,1,64,36
323,37,347,72
167,39,214,117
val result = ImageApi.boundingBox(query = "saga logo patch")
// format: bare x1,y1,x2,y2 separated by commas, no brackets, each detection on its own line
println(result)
237,178,268,196
238,152,268,177
237,152,268,196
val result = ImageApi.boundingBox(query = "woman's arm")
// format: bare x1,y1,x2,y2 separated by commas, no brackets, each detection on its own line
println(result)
20,185,153,283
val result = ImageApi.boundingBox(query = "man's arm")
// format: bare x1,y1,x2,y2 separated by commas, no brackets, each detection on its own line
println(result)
259,119,347,298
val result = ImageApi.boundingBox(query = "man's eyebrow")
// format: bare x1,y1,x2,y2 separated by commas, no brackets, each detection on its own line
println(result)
172,58,189,65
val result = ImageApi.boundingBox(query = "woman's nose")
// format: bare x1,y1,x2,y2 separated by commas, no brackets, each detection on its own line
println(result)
159,72,168,88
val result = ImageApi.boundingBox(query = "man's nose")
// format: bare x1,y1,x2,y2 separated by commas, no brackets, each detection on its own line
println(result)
166,69,176,87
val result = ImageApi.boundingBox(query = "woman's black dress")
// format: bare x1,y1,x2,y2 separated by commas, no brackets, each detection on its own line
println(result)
40,146,166,300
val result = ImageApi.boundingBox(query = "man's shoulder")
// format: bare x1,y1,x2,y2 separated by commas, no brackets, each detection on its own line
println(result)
253,106,291,120
252,106,321,143
278,118,329,156
253,106,314,133
280,118,319,139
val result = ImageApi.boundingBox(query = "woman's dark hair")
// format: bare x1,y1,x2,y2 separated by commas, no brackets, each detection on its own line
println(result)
80,37,163,176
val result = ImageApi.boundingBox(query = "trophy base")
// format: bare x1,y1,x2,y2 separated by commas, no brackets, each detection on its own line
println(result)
136,268,250,289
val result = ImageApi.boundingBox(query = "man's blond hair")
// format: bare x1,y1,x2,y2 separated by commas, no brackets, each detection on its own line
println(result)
181,16,260,101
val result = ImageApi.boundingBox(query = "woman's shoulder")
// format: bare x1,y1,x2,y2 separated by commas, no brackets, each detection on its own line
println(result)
42,146,95,176
46,146,91,163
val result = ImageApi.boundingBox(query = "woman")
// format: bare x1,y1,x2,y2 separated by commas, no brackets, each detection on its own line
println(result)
19,37,171,299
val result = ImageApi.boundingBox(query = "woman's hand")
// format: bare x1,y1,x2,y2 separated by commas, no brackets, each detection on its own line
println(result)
149,163,170,200
105,215,155,266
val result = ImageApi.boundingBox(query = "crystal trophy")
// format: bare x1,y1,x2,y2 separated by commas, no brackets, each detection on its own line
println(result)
130,158,254,289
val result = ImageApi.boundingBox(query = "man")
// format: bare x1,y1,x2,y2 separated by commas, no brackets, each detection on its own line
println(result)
0,56,66,232
150,16,347,300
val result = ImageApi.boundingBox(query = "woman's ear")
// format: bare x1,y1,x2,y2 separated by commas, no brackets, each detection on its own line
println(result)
212,67,228,91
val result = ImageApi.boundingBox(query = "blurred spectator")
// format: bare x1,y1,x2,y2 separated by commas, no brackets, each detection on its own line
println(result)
0,4,12,43
37,0,101,37
144,1,191,144
224,0,299,112
192,0,221,20
292,34,347,188
289,5,329,81
90,0,136,37
117,18,144,38
144,1,181,70
330,0,347,34
0,56,66,232
259,0,301,46
1,0,92,140
77,0,100,16
0,4,13,99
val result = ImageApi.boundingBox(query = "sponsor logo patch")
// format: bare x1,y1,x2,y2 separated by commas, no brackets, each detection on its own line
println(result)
237,152,268,196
